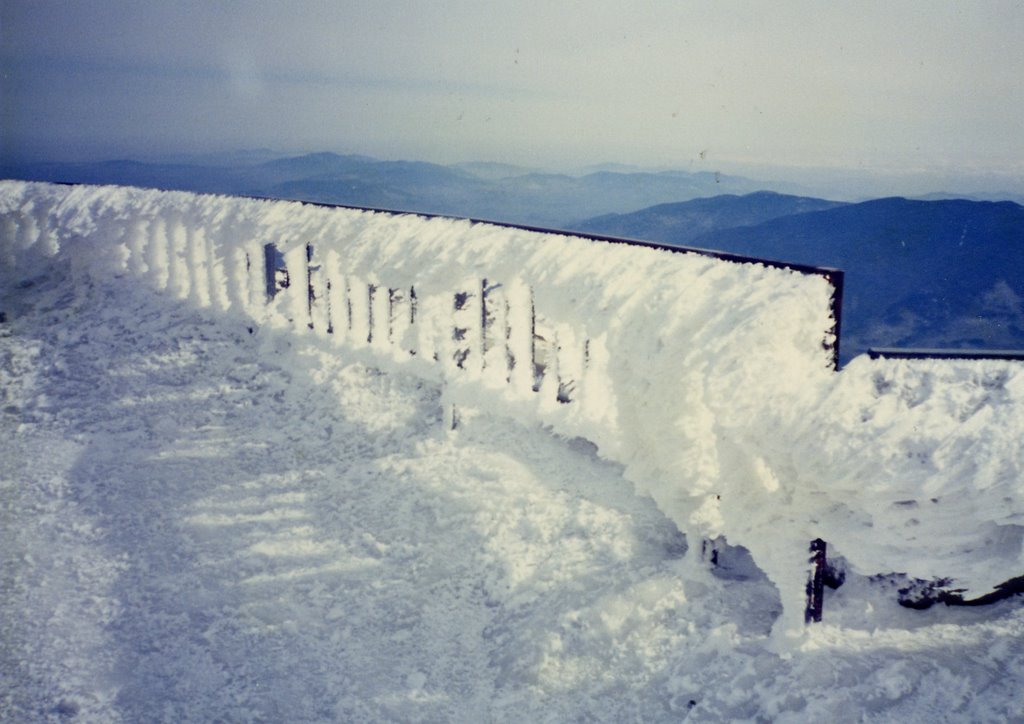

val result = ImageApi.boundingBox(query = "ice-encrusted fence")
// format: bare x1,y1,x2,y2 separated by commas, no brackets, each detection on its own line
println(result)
260,238,599,412
16,181,1022,639
256,229,843,430
1,180,850,636
0,181,842,447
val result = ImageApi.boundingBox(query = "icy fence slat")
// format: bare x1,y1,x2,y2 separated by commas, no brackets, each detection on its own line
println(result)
6,180,1021,643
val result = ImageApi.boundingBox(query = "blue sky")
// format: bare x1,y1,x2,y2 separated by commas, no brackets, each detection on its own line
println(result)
2,1,1023,180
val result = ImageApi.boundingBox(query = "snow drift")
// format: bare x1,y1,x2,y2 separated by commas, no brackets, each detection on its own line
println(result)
2,180,1021,641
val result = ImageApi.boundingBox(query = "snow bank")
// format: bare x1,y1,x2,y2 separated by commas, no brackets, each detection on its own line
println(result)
2,180,1021,641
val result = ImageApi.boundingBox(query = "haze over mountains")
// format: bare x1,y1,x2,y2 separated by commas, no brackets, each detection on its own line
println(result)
0,151,792,229
2,151,1022,362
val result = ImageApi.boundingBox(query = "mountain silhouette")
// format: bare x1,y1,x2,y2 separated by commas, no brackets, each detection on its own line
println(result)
575,191,846,245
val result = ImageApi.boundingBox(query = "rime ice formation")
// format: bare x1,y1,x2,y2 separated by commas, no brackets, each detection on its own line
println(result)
2,180,1022,645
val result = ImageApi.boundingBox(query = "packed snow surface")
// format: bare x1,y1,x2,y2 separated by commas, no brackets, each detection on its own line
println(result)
2,181,1024,720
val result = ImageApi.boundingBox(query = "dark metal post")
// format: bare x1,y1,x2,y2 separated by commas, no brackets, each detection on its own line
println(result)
805,538,827,623
367,284,377,344
263,243,278,300
701,537,721,567
306,243,316,330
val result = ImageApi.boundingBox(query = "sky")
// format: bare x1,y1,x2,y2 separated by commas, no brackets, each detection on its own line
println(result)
2,1,1023,182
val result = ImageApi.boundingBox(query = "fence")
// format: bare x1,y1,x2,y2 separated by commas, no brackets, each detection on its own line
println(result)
252,205,844,430
13,180,970,636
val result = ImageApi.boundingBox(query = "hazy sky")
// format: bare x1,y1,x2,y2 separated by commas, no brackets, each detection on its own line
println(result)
2,1,1023,176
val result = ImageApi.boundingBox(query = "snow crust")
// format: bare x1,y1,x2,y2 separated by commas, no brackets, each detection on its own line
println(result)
2,180,1023,644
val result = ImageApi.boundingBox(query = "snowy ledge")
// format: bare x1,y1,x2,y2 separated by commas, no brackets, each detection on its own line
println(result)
2,180,1021,640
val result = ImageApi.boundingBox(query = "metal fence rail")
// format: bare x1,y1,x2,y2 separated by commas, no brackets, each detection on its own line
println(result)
868,348,1024,361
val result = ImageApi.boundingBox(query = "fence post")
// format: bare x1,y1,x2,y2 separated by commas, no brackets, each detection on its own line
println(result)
445,403,460,431
305,243,316,330
263,243,279,300
805,538,827,623
701,537,722,567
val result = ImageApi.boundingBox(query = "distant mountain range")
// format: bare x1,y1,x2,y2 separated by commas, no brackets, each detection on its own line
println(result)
3,152,1022,361
574,191,848,245
0,151,798,228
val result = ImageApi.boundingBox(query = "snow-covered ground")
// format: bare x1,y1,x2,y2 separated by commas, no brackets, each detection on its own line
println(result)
2,182,1024,721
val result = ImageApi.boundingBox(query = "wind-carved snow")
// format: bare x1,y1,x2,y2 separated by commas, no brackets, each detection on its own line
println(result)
1,180,1022,653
